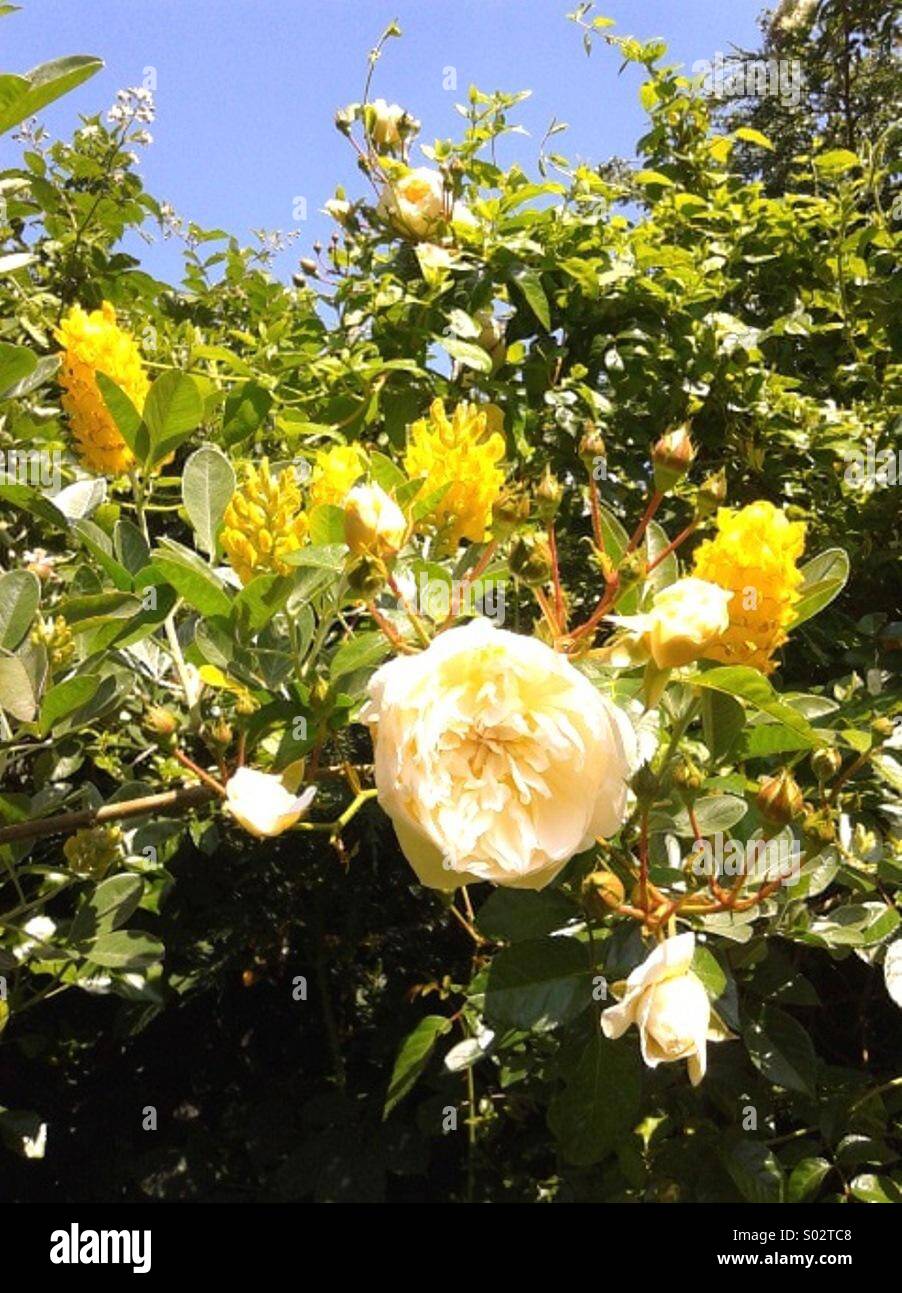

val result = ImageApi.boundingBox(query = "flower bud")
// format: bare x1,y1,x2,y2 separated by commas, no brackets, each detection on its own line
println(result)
491,486,530,540
756,768,804,825
617,548,648,591
630,762,660,803
673,757,704,791
344,483,406,559
811,747,842,783
64,825,122,880
652,426,695,493
509,533,552,587
534,466,564,522
694,468,727,518
143,705,179,738
871,716,895,742
205,719,234,749
299,257,318,276
582,869,625,918
802,806,837,847
579,423,606,468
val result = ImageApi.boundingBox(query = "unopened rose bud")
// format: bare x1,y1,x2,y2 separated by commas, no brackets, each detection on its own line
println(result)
143,705,179,738
299,257,318,276
205,719,234,749
344,483,406,559
579,423,606,468
630,763,659,803
582,869,626,918
652,425,695,493
802,806,837,847
535,466,564,522
491,486,530,540
811,747,842,783
757,768,804,825
509,533,552,587
309,676,331,711
617,548,648,590
673,757,704,791
694,468,727,518
871,716,895,741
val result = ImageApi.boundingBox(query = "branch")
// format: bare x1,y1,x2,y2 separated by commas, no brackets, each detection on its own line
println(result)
0,785,216,845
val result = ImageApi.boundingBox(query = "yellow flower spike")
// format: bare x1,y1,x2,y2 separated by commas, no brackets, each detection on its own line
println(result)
57,301,149,476
404,398,505,548
307,444,367,511
692,500,806,674
220,458,309,585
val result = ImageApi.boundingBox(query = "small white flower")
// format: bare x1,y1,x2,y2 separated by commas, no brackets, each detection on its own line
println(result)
601,932,733,1085
224,767,316,839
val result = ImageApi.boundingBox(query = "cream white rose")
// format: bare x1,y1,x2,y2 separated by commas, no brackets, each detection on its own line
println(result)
224,767,316,839
606,577,732,670
378,167,470,241
365,618,638,890
601,932,732,1085
344,483,406,558
368,99,410,149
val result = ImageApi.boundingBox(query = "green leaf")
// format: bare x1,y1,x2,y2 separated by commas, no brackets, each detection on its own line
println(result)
477,888,576,942
70,874,144,944
113,518,150,577
308,503,347,546
0,342,37,398
743,1005,817,1096
548,1033,642,1165
791,549,849,627
720,1134,784,1203
95,371,145,459
652,793,747,837
787,1157,832,1203
182,445,235,556
230,573,291,636
38,675,98,735
0,55,103,135
437,335,492,374
329,631,391,681
700,688,746,761
72,519,134,592
0,569,39,650
692,666,820,745
283,543,346,572
151,540,232,617
813,148,860,175
484,936,590,1032
57,590,142,635
142,370,204,467
0,652,41,721
734,126,775,151
850,1173,902,1203
87,929,164,970
221,380,273,447
383,1014,452,1118
511,267,551,330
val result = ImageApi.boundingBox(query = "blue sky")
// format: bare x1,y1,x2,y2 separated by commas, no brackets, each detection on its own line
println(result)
2,1,767,284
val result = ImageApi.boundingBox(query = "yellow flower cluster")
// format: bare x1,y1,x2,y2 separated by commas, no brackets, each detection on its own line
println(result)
57,302,149,476
692,500,806,673
307,444,366,510
220,459,309,585
404,399,505,547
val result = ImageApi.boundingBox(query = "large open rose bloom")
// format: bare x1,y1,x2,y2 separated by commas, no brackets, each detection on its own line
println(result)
601,932,732,1085
364,618,638,890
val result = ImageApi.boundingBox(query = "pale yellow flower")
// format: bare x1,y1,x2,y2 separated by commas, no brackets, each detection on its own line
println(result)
224,767,316,838
365,618,637,891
